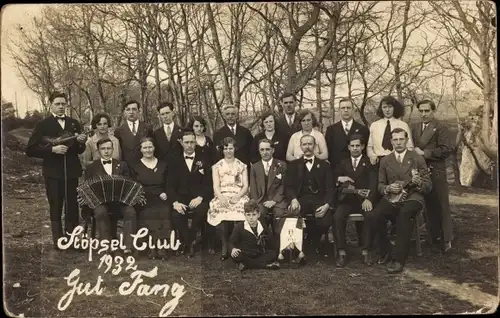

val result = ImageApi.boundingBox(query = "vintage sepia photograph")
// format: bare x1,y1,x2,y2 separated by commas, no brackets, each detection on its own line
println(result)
1,2,498,316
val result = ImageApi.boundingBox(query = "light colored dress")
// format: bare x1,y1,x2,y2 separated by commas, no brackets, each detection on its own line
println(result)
208,158,249,226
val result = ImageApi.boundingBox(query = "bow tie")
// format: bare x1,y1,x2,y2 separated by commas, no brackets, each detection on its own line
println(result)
55,116,65,120
304,158,313,164
103,160,112,165
185,156,194,160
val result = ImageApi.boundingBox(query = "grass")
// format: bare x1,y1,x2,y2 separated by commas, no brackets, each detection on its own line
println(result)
2,148,499,316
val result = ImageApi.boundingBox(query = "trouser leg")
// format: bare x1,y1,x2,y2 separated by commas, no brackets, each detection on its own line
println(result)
393,201,422,265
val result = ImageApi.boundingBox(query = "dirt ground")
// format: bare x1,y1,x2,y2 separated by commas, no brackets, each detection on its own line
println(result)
2,147,499,316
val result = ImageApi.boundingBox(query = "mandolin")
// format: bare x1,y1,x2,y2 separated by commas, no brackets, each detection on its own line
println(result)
385,167,432,204
337,181,371,201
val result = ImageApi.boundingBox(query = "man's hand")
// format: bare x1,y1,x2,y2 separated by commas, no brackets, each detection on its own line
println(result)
263,200,276,208
52,145,68,155
173,201,187,214
369,155,379,165
315,203,330,218
412,174,423,186
75,133,87,144
338,176,355,184
414,147,425,156
231,248,241,258
361,199,373,212
387,183,403,194
289,198,300,212
159,193,167,201
189,196,203,209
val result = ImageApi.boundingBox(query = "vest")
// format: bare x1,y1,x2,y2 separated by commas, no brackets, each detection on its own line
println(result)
301,166,319,196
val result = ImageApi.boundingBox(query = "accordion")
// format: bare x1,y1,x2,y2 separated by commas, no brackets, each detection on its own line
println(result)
77,175,147,209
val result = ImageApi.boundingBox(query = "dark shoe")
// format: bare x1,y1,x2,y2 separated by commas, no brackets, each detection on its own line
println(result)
362,252,373,266
336,254,347,267
292,252,306,265
238,263,246,272
377,253,391,265
387,261,404,274
266,261,280,270
220,253,228,261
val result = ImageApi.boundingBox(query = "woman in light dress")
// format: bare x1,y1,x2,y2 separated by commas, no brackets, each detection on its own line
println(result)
208,137,249,260
285,109,328,162
81,113,121,168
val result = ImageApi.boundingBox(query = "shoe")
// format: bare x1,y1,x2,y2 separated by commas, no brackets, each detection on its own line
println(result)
293,252,306,265
278,253,284,261
220,253,228,261
336,254,347,267
377,253,391,265
266,261,280,270
238,263,246,272
387,261,404,274
443,241,452,253
362,252,373,266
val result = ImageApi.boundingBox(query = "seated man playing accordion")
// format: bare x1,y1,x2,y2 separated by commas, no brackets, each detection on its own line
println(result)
83,137,137,254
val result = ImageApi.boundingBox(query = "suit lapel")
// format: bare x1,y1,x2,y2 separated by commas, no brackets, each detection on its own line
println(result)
96,161,108,176
297,158,305,187
255,161,266,194
400,152,414,176
418,120,437,148
50,116,65,133
352,156,366,179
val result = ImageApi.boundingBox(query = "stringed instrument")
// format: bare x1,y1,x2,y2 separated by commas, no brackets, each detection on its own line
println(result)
385,167,432,204
337,181,371,201
41,127,92,147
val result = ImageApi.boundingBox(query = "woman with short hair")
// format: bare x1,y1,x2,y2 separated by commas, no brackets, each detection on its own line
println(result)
285,109,328,162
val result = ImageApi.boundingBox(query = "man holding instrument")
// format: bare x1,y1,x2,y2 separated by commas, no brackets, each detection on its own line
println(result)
26,92,88,251
332,134,378,267
368,128,431,274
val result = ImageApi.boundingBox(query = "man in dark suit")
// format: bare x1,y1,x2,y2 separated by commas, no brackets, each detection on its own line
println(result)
277,92,302,138
249,138,288,233
285,134,335,261
325,98,369,170
26,92,88,251
412,99,453,253
368,128,432,273
153,101,184,162
213,105,253,167
113,100,154,167
167,131,212,258
333,134,378,267
84,138,136,254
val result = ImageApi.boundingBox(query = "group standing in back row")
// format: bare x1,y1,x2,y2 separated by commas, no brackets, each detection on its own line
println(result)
26,91,453,274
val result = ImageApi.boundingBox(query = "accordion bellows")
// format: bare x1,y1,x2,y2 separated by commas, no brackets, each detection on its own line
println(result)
77,175,147,209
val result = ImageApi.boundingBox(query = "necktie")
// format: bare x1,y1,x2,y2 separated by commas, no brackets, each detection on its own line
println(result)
185,156,194,160
230,126,235,135
131,121,137,135
352,157,357,171
103,160,112,165
304,158,313,164
166,125,172,140
265,161,270,176
344,125,350,135
288,116,293,127
421,123,427,136
397,153,402,163
382,119,393,151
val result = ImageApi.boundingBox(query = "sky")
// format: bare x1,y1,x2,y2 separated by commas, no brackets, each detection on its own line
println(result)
1,4,45,117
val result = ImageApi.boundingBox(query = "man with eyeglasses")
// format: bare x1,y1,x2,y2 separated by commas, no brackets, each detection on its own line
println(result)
411,100,453,253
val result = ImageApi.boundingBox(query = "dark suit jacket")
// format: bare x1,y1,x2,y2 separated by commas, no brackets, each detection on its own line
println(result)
378,150,432,205
213,124,254,166
113,121,153,166
333,155,378,204
153,124,184,162
411,119,451,172
277,113,302,138
25,115,85,179
325,120,369,170
250,130,289,163
229,221,277,257
250,159,288,208
285,157,335,206
84,159,130,180
166,153,213,204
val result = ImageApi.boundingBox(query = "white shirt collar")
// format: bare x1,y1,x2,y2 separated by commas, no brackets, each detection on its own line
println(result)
351,154,362,161
101,157,112,163
183,152,195,158
304,155,315,161
395,149,407,159
262,158,273,167
52,113,65,119
342,119,353,128
243,220,264,236
127,119,138,126
164,122,174,129
227,124,237,130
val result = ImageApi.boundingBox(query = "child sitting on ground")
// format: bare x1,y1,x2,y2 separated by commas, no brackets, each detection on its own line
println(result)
229,200,280,271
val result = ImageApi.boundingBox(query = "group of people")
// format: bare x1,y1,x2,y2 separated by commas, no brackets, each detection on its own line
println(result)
26,91,453,274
